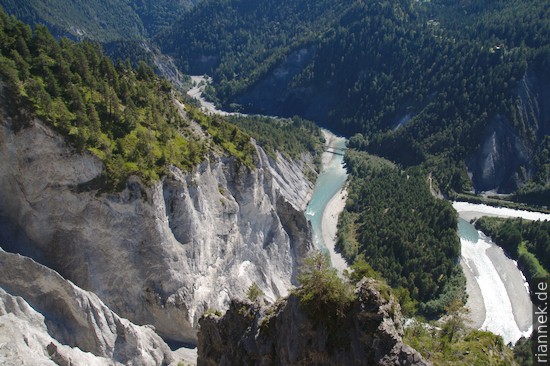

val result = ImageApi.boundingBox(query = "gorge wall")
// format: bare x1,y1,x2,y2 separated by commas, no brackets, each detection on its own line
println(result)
0,249,173,365
0,107,314,346
198,278,429,366
468,69,550,193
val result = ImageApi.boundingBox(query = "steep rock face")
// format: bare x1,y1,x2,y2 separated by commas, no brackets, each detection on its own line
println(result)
468,69,550,193
0,249,173,366
467,115,531,193
198,278,429,366
515,69,550,139
0,115,314,344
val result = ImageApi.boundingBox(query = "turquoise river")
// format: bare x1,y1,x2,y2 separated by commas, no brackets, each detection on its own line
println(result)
304,132,347,253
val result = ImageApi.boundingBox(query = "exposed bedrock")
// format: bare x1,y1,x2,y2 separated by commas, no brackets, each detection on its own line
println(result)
0,115,314,344
198,278,430,366
468,69,550,193
0,249,173,365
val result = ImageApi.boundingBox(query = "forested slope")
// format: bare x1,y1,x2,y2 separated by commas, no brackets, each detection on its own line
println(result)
4,0,548,196
0,7,324,191
157,0,347,88
161,0,550,196
0,0,194,41
0,8,205,188
338,151,464,316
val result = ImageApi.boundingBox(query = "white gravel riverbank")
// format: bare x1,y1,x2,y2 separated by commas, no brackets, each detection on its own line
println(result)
454,201,536,344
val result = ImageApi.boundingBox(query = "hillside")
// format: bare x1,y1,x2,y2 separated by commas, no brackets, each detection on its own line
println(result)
0,8,326,359
1,0,548,197
0,6,326,190
0,0,194,41
337,151,464,316
4,0,548,197
0,3,539,364
160,0,550,197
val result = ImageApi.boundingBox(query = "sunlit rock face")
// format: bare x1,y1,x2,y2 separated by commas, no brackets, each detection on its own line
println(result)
0,249,173,366
0,112,314,344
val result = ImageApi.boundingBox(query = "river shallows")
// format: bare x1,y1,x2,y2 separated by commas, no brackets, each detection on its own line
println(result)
304,133,347,253
457,211,533,345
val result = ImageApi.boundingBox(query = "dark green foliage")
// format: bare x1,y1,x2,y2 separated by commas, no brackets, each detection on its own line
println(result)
513,135,550,205
513,335,534,366
102,40,156,69
420,266,467,317
499,221,522,257
157,0,347,91
0,0,144,42
309,0,547,193
0,8,253,189
338,150,463,316
0,0,194,41
127,0,195,37
475,216,550,283
227,115,324,160
163,0,550,195
294,251,355,320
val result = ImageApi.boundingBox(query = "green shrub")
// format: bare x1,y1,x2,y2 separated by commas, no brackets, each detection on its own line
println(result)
203,308,222,317
246,282,264,302
294,251,355,320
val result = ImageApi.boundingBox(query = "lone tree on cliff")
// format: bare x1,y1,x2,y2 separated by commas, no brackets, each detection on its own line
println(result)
294,251,355,319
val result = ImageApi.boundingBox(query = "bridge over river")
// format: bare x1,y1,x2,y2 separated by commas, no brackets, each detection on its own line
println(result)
325,146,346,156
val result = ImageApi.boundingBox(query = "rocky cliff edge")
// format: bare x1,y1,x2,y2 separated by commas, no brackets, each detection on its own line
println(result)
198,278,430,366
0,108,314,345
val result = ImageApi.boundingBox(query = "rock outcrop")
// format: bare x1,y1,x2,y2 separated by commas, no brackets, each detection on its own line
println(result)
0,249,173,365
0,110,314,344
468,68,550,193
515,69,550,140
467,114,531,193
198,278,430,366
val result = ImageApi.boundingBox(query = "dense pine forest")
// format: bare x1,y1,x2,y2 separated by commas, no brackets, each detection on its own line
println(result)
160,0,549,197
3,0,548,198
338,150,464,316
0,0,195,41
157,0,346,92
0,7,322,189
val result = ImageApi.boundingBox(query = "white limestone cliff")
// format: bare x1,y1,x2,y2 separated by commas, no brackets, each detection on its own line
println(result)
0,249,173,366
0,113,314,346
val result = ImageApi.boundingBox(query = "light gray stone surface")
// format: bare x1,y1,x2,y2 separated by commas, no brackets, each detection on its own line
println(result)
0,113,314,347
0,249,173,365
